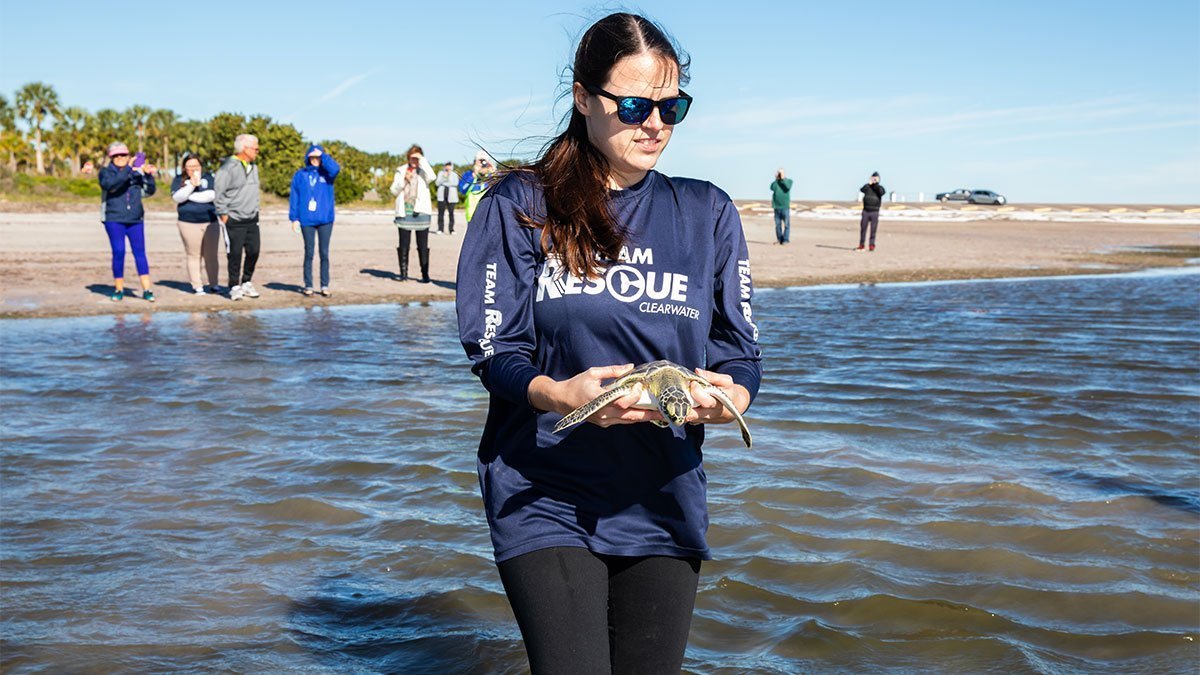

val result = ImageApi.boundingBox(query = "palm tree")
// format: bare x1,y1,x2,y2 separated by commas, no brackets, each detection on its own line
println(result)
124,104,151,153
93,108,126,140
0,96,13,133
145,108,178,173
53,106,92,176
0,95,16,172
14,82,61,174
173,119,212,170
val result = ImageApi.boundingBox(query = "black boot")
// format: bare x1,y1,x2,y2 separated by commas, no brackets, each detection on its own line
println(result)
396,246,408,281
417,245,431,283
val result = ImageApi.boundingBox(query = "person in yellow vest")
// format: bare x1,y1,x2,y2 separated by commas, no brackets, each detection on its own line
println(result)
458,150,496,223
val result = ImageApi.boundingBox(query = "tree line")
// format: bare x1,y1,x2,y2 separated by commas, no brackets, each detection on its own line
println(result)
0,82,419,203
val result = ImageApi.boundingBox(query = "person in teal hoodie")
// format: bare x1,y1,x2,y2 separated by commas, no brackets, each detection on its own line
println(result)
288,144,340,296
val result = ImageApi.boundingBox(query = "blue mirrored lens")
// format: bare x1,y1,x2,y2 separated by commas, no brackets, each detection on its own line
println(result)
617,97,653,124
660,98,689,125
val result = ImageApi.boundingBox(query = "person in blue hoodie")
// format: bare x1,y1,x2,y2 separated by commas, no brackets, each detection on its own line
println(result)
98,141,158,302
288,144,340,296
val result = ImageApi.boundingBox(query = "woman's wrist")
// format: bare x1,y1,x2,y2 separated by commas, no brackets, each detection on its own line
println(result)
527,375,563,414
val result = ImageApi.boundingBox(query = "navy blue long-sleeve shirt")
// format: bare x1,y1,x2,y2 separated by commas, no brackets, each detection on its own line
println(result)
456,170,761,562
99,165,156,223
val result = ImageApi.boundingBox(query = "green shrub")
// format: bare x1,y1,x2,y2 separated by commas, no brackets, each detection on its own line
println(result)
333,171,365,204
13,173,34,191
64,178,101,198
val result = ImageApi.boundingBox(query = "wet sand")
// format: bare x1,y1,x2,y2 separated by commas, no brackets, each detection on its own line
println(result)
0,203,1196,319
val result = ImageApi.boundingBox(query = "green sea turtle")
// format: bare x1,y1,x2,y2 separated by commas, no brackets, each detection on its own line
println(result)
552,360,753,448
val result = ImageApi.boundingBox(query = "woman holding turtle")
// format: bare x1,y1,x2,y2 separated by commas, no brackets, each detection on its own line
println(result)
455,12,761,672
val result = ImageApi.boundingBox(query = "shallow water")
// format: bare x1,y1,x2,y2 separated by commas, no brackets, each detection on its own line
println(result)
2,271,1198,673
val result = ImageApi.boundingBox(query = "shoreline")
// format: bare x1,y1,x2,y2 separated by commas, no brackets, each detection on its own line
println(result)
1,207,1197,320
5,265,1197,323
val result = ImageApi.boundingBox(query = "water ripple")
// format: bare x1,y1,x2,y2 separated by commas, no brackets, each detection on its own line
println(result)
1,273,1198,672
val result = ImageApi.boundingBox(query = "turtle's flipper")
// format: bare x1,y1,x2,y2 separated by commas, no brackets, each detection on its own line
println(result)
553,386,635,433
703,386,753,448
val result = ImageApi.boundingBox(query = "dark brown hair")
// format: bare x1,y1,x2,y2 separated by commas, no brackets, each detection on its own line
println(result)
519,13,689,278
179,152,202,174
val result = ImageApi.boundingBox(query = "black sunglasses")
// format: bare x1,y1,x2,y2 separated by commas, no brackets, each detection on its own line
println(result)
582,84,693,125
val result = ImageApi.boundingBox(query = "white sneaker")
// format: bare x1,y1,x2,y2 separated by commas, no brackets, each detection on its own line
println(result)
193,286,207,296
230,284,244,301
242,281,260,298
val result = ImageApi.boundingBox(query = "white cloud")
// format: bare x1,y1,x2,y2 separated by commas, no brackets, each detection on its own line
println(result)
316,72,372,104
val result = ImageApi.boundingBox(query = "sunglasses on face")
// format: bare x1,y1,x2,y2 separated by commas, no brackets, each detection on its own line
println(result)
583,84,693,125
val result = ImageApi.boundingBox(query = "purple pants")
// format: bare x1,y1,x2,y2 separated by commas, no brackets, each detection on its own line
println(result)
104,221,150,279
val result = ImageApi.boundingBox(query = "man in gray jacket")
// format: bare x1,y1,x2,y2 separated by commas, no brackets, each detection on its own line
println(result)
214,134,262,300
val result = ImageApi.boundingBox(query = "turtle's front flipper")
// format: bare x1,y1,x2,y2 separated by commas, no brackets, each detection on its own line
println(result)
553,386,635,433
703,386,753,448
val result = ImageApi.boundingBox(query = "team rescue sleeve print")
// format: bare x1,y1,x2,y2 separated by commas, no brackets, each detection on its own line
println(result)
455,185,544,407
706,197,762,399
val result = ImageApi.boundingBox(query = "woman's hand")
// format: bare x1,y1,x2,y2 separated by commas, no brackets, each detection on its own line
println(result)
189,171,201,187
528,364,663,428
685,368,749,425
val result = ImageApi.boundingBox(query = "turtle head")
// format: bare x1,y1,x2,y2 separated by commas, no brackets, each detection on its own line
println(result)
656,386,693,427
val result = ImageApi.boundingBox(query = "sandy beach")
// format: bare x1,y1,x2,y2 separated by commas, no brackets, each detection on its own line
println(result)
1,202,1196,319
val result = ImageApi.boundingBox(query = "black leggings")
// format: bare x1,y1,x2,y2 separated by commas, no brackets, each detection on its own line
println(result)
397,228,429,256
497,547,701,674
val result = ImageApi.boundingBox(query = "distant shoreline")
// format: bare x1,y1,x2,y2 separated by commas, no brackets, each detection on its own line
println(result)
7,265,1197,324
2,196,1198,214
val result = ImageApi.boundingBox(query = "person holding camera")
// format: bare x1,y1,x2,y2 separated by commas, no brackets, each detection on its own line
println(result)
434,161,459,235
98,142,158,302
770,167,793,245
390,144,436,282
171,152,221,295
856,171,886,252
458,150,496,224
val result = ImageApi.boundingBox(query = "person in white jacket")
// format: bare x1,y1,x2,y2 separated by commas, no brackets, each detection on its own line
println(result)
390,145,436,282
170,152,221,294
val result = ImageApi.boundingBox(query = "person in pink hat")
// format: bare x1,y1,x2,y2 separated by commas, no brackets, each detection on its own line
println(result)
98,141,158,302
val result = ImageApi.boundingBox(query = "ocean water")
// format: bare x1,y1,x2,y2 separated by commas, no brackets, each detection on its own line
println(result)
2,271,1197,674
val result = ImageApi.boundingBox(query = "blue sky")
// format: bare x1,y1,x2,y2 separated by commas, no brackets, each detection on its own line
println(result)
3,1,1197,203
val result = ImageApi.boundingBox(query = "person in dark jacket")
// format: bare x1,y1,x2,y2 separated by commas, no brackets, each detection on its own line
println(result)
171,152,221,294
288,144,340,296
856,171,886,252
98,141,158,302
